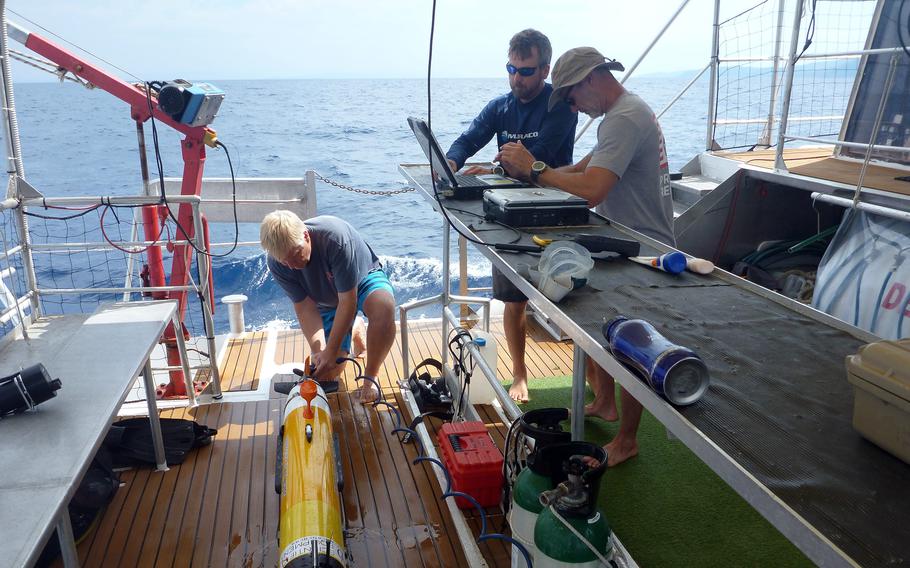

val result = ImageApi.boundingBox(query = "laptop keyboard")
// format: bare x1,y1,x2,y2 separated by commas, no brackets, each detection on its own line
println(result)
453,173,481,186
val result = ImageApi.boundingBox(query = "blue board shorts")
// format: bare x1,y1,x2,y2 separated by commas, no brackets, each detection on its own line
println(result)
318,269,395,354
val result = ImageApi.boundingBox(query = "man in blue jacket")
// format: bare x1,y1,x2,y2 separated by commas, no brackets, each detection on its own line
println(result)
445,29,577,403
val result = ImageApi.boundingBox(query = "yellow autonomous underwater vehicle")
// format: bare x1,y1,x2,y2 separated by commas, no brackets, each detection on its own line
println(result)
275,372,346,567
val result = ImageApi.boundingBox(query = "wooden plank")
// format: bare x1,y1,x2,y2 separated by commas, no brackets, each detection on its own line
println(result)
205,401,246,567
152,403,217,568
132,409,193,568
712,147,910,197
355,392,421,566
223,400,258,566
91,466,154,566
219,337,245,391
117,457,167,568
790,156,910,197
330,389,393,566
243,400,275,567
262,400,281,568
69,318,580,568
383,331,465,567
170,402,226,568
189,401,240,567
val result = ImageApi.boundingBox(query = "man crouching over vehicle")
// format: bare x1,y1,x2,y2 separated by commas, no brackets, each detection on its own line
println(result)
261,210,395,402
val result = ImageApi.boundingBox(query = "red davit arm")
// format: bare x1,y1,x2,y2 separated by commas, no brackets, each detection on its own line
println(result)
19,26,214,397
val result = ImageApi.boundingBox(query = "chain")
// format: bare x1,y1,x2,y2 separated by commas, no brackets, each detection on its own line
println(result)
313,171,414,197
8,49,95,89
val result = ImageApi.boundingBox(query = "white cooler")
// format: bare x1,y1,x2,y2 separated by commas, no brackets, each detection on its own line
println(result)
845,338,910,464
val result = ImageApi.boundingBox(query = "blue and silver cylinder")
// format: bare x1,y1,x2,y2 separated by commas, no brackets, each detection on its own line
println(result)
603,316,709,405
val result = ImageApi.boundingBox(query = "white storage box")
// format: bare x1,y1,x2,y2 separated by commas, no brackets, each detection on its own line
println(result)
845,339,910,464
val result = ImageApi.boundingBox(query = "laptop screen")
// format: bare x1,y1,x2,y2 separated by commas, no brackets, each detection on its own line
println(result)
407,117,458,186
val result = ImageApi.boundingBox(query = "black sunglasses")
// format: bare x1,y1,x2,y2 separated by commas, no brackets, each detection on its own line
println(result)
506,63,540,77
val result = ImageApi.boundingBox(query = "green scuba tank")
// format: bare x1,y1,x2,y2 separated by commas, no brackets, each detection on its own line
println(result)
508,408,571,567
510,466,551,567
534,445,612,567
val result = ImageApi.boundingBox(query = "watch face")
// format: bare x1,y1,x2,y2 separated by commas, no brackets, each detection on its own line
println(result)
532,161,546,172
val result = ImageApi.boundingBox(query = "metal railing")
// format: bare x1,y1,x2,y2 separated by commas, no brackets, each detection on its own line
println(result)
10,194,224,397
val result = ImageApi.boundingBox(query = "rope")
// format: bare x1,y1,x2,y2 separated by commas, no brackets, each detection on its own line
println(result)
312,171,414,197
548,504,613,566
7,49,94,88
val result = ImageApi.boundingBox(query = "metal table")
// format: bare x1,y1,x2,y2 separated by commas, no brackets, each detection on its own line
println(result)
399,163,910,568
0,300,193,568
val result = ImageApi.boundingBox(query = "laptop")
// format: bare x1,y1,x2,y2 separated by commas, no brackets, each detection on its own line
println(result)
407,116,529,199
483,186,590,227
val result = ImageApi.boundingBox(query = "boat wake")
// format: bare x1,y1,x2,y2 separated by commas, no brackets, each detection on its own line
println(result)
211,253,493,331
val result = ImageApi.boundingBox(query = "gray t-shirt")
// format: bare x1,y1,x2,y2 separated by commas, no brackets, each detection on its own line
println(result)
267,215,380,310
588,92,675,245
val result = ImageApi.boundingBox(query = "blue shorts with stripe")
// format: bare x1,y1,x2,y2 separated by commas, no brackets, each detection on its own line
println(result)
318,269,394,353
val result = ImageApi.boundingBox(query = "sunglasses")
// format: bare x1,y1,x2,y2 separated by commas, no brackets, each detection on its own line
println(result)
506,63,540,77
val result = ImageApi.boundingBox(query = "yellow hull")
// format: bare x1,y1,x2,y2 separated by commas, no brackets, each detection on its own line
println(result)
278,381,345,567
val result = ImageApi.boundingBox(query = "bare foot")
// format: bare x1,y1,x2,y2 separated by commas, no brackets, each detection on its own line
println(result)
352,317,367,358
604,437,639,467
508,377,529,403
356,381,380,404
584,398,618,422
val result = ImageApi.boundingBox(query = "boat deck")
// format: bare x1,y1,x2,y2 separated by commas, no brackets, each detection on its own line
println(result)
715,147,910,197
64,317,574,567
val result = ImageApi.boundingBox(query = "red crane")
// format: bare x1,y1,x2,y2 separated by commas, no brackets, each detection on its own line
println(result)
11,22,218,397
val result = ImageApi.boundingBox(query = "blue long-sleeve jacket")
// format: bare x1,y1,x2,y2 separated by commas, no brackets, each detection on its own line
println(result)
445,83,577,173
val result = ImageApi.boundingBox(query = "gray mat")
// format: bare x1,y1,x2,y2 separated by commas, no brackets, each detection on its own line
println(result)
448,200,909,566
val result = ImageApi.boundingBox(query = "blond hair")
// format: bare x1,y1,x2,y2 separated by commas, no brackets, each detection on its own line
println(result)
260,210,308,259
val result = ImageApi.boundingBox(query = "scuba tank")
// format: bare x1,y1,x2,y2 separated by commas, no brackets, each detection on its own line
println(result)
508,408,571,568
534,443,612,567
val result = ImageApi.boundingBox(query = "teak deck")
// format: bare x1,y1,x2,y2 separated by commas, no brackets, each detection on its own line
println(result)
716,147,910,196
64,318,575,567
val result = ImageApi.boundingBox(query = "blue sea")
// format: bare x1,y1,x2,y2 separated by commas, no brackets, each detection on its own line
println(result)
7,76,709,333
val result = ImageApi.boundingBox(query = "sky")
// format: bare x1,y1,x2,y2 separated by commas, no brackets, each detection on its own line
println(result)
3,0,725,83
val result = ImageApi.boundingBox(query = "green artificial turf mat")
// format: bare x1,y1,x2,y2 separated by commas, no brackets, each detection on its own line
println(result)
503,375,812,567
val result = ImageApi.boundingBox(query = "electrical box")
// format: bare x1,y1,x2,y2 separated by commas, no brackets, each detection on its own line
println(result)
157,80,225,127
437,421,503,509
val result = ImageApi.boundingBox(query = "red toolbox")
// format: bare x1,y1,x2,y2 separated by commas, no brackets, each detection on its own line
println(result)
437,421,504,509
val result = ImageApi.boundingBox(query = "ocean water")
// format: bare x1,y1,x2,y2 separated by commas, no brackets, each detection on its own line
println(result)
7,76,709,332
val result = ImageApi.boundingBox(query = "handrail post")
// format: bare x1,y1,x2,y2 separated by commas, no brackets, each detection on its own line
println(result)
775,0,807,171
458,235,469,318
759,0,789,147
192,202,222,398
124,120,151,300
440,214,450,369
706,0,721,151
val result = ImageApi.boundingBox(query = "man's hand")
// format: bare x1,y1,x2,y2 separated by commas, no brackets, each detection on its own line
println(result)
311,349,341,380
496,141,536,182
446,159,459,173
462,165,493,175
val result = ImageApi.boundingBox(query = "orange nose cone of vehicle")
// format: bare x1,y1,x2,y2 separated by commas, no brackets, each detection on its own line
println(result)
301,380,317,419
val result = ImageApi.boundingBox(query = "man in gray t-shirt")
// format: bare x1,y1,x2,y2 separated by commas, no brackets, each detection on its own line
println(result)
499,47,675,466
261,212,396,402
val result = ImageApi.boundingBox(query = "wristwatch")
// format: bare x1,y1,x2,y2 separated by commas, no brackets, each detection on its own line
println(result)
530,160,548,183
